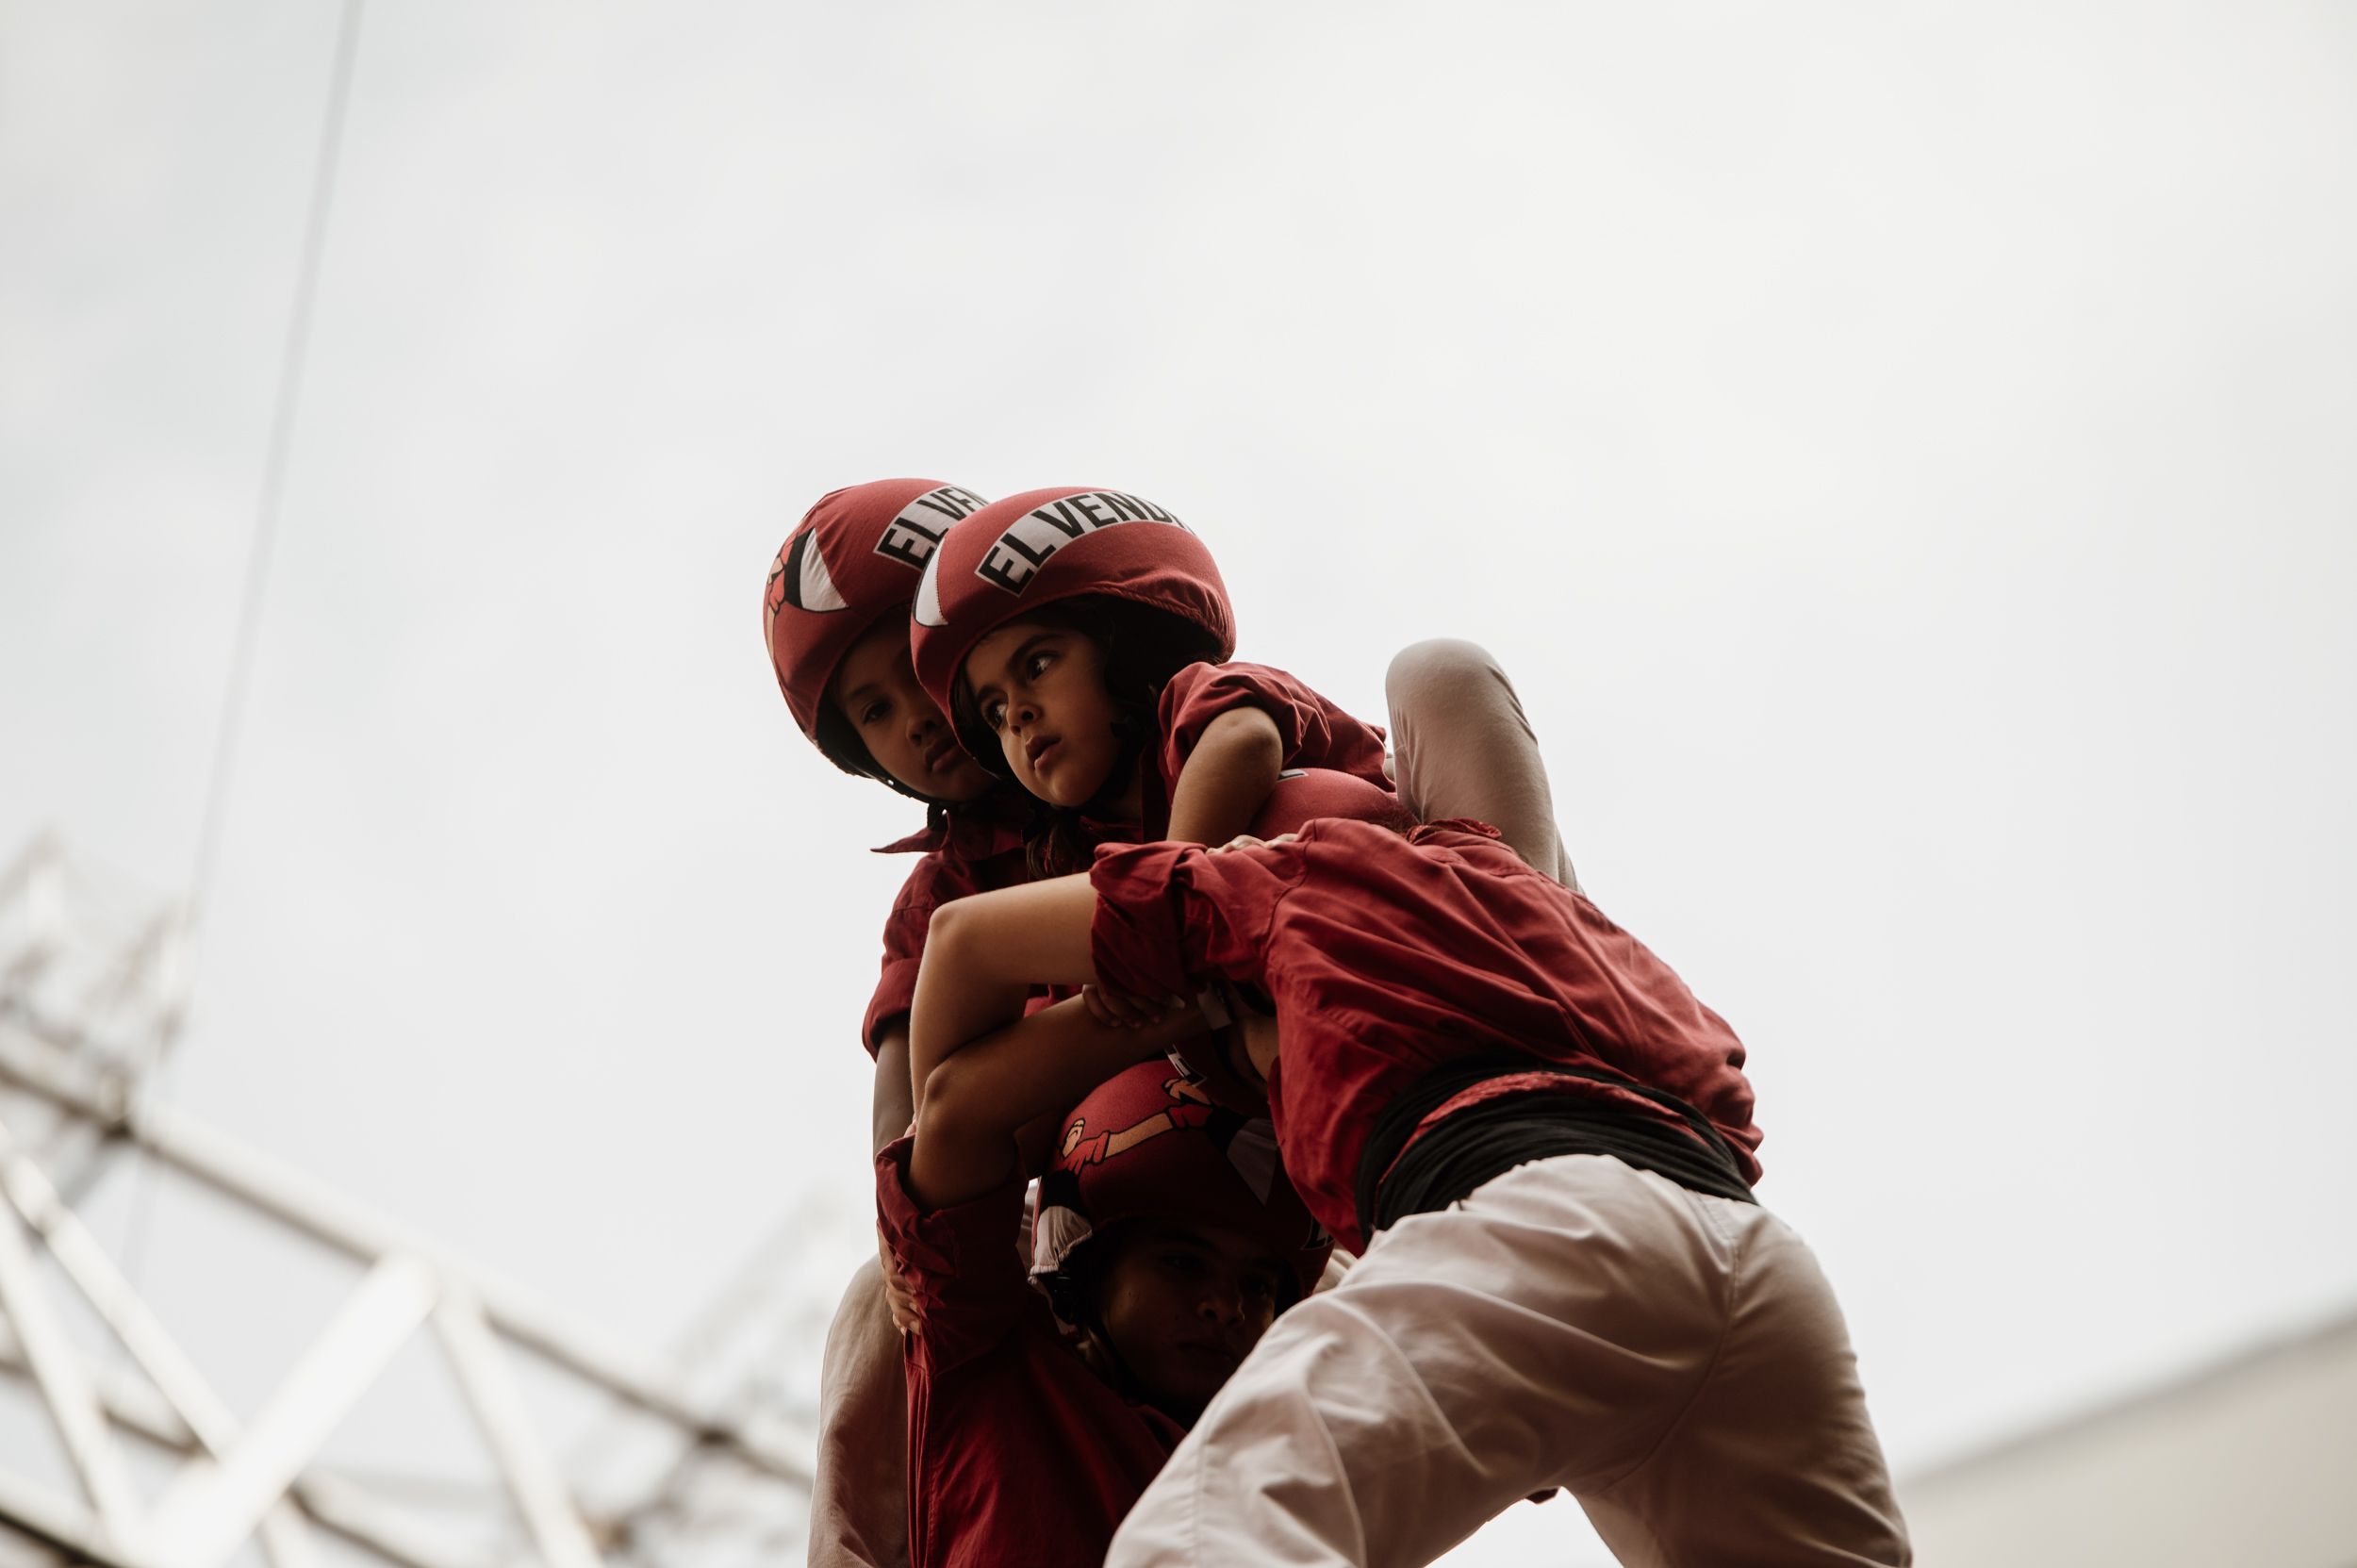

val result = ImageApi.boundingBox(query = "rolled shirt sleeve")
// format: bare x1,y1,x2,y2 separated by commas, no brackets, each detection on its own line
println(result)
860,857,955,1055
1156,662,1392,792
875,1136,1030,1376
1087,839,1305,1002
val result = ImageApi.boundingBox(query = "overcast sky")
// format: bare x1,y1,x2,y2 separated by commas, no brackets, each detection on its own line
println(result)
4,4,2354,1562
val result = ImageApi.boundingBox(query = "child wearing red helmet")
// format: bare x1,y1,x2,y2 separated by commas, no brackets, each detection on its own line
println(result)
905,486,1413,1052
881,1049,1327,1568
906,819,1910,1566
908,487,1396,880
764,479,1015,1110
764,477,1021,1568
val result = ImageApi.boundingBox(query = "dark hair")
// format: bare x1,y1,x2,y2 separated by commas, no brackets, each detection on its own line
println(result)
947,596,1223,877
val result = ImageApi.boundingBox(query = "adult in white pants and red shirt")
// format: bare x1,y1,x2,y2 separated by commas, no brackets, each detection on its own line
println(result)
915,794,1908,1566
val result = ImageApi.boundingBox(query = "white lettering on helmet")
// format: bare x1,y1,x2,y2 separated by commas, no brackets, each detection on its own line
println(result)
974,490,1184,596
874,485,986,573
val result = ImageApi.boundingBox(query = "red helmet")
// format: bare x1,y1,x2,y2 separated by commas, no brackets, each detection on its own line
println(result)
762,480,988,779
1032,1062,1329,1308
1250,767,1415,840
910,487,1236,732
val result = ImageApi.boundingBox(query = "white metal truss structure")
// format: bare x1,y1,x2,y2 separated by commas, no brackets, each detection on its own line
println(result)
0,836,825,1567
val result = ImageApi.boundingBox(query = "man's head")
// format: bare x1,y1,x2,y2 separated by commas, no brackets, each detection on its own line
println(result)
1066,1216,1290,1421
1032,1063,1329,1424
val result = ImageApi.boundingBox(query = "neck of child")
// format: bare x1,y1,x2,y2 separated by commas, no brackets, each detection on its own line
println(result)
1109,762,1145,827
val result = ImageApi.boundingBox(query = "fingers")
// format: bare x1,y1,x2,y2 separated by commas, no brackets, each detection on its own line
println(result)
877,1227,921,1337
1213,832,1296,853
1080,983,1126,1029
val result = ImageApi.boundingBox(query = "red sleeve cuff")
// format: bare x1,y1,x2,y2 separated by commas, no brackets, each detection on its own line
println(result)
875,1137,1030,1370
863,958,922,1056
1087,842,1202,1001
1157,663,1304,779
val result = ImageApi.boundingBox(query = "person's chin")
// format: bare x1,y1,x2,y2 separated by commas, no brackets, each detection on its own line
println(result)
936,764,995,801
1028,764,1079,808
1046,766,1114,811
1163,1361,1234,1409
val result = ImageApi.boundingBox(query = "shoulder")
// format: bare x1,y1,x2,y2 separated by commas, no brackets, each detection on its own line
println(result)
1161,659,1306,706
885,850,961,916
1156,661,1325,740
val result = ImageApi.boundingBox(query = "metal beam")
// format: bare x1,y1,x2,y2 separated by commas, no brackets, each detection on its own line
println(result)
0,1464,150,1568
432,1293,601,1568
0,1190,142,1533
148,1256,437,1568
0,1028,810,1487
0,1119,321,1568
0,1337,479,1568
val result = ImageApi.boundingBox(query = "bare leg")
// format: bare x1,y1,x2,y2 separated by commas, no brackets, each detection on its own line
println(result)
808,1260,909,1568
1384,639,1578,890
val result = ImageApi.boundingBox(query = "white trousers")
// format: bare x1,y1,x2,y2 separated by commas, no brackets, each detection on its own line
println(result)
1106,1155,1910,1568
808,1259,909,1568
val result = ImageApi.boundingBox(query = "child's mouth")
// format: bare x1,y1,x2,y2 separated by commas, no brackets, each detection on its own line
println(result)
925,738,964,774
1026,735,1061,770
1178,1339,1242,1369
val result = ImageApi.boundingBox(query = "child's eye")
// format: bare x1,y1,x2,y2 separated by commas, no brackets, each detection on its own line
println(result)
981,698,1007,731
1160,1251,1209,1279
860,699,892,727
1025,649,1057,680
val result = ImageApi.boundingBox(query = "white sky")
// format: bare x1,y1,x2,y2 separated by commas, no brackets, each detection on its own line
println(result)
4,4,2354,1562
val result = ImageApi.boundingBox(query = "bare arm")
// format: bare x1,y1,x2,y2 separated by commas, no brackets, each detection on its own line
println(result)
903,874,1208,1209
908,999,1197,1210
1078,705,1283,1029
906,875,1102,1111
1162,706,1283,848
870,1028,915,1157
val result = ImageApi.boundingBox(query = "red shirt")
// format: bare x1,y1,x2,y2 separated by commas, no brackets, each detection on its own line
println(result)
861,797,1035,1054
878,1138,1183,1568
1086,819,1762,1255
865,661,1388,1050
1147,662,1393,836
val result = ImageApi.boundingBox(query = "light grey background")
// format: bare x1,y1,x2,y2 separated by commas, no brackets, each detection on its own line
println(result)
5,4,2353,1561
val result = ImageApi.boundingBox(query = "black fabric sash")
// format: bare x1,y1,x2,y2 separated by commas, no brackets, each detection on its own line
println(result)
1354,1048,1756,1241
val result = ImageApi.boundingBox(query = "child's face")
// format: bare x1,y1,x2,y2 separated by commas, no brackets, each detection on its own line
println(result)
832,616,995,802
964,619,1125,809
1092,1218,1286,1421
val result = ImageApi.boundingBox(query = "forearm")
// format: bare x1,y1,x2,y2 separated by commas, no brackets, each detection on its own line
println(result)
907,876,1101,1110
870,1030,915,1157
908,999,1201,1208
1163,707,1283,847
